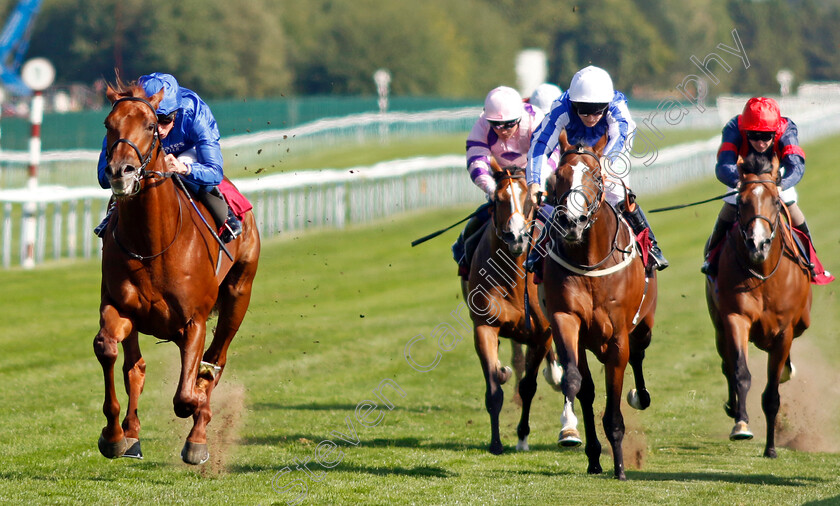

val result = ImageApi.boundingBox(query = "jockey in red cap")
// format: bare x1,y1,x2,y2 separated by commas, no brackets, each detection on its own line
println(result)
701,97,832,283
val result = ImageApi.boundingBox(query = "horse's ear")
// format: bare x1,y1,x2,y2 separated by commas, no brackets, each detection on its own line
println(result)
592,132,608,157
558,129,571,153
148,88,165,110
489,157,502,174
105,84,121,105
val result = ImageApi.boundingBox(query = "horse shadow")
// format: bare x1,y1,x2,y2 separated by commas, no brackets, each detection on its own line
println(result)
625,470,826,487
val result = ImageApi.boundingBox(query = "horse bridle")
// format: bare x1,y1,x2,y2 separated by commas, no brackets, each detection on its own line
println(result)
493,169,529,239
106,96,184,261
549,147,634,271
734,178,783,280
105,97,163,195
553,147,605,233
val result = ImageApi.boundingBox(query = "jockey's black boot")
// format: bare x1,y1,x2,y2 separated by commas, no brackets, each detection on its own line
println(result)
700,217,734,276
452,203,492,279
199,186,242,243
793,222,818,273
220,207,243,243
94,199,116,238
623,204,668,271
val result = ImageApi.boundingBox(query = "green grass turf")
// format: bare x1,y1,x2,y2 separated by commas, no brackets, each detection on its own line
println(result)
0,134,838,505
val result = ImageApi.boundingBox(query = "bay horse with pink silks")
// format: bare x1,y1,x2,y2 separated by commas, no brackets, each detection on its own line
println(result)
538,131,657,480
462,164,561,455
706,151,811,458
94,82,260,464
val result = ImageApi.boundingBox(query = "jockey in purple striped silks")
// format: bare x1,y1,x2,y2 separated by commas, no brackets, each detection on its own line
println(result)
452,85,560,279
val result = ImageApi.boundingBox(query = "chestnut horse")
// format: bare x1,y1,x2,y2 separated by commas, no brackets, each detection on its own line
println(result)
94,83,260,464
539,131,657,480
705,151,811,457
463,165,558,454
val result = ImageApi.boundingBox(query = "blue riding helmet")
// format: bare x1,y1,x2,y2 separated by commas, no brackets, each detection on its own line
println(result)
137,72,180,115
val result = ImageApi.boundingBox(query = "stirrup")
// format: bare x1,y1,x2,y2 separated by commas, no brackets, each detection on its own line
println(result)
650,246,669,271
219,212,242,243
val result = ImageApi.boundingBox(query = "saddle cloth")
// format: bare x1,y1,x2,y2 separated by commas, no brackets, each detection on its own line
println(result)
219,179,253,220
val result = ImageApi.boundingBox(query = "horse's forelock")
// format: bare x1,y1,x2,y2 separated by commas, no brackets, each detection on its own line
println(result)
740,152,775,176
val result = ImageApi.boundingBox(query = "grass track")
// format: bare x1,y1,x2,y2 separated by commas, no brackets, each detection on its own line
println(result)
1,134,839,505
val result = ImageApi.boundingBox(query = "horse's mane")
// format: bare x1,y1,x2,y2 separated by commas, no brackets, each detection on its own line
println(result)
106,71,142,96
740,151,775,176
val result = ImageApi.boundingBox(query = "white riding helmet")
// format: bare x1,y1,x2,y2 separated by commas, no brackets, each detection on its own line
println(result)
529,83,563,112
568,66,614,103
484,86,524,122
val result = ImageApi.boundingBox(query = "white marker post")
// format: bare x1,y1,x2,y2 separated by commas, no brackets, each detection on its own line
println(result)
20,57,55,269
373,69,390,142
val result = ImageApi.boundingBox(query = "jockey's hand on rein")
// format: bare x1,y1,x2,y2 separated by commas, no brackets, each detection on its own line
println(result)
164,153,191,176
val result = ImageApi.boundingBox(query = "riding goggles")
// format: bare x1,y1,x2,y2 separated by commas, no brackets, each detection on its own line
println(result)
572,102,609,116
746,130,775,142
488,119,520,130
157,111,177,125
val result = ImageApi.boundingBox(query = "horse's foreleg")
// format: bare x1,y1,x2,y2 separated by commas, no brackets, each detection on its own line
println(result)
120,330,145,458
577,350,601,474
603,337,630,480
552,312,582,447
174,319,207,420
93,306,134,459
475,325,508,455
724,315,753,441
627,325,652,410
762,331,793,458
515,341,548,451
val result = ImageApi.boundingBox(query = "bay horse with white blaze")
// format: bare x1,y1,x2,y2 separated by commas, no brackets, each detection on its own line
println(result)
94,82,260,464
539,131,657,480
705,151,811,457
464,165,558,454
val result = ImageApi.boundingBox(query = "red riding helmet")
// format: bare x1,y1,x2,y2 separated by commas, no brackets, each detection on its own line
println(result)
740,97,781,132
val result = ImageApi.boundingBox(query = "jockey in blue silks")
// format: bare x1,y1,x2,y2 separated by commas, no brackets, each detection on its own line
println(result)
526,65,668,271
95,72,242,243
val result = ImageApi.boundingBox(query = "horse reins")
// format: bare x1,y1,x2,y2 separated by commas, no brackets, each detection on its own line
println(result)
733,178,784,281
105,97,162,195
106,96,186,261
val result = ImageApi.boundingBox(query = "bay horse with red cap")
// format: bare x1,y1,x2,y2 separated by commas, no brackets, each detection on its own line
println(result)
706,151,811,457
463,164,560,455
94,81,260,464
539,130,656,480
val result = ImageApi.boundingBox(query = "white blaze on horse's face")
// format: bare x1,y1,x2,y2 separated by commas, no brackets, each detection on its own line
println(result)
499,181,529,255
558,161,596,242
744,184,774,263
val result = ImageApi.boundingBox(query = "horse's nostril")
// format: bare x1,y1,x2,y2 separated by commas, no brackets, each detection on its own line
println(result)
578,216,586,224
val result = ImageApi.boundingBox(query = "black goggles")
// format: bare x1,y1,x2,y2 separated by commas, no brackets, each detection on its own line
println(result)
746,130,774,142
488,119,520,130
572,102,609,116
157,111,176,125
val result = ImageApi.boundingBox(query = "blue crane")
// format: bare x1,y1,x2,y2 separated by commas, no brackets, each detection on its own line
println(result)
0,0,42,96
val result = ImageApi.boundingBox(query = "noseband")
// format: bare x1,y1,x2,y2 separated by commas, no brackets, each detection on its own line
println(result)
736,179,781,244
554,147,604,232
105,97,163,194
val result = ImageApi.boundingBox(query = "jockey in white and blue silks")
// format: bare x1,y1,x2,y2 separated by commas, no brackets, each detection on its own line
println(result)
95,72,241,243
452,85,560,278
526,65,668,270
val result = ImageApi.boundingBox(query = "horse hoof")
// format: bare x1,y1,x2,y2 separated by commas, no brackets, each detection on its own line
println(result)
181,441,210,465
98,434,129,459
558,428,582,447
729,421,753,441
723,401,736,419
587,463,602,475
121,438,143,459
626,388,650,410
488,441,504,455
764,447,778,459
516,437,530,452
780,362,796,384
